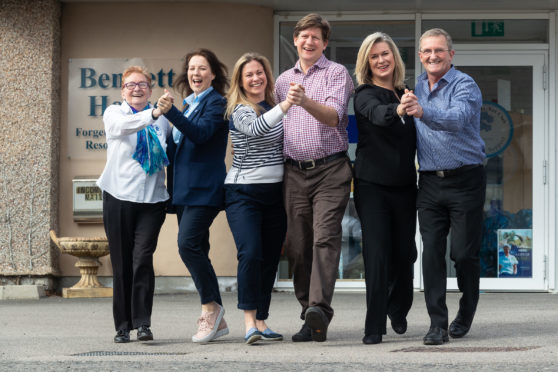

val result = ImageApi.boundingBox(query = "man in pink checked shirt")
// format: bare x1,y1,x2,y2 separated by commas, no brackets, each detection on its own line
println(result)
275,13,354,343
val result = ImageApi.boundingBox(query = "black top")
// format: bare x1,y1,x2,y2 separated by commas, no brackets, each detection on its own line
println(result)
353,84,417,186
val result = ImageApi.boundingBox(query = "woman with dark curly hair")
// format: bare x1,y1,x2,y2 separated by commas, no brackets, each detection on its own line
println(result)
157,48,230,343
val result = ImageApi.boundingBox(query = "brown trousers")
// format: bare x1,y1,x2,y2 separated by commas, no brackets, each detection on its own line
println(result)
283,157,352,321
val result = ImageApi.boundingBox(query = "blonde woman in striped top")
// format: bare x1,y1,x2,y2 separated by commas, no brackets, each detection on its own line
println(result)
224,52,292,345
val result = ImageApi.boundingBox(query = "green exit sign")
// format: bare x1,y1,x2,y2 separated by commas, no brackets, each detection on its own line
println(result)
472,21,504,37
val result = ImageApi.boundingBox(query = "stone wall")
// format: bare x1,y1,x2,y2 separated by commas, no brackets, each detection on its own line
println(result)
0,0,60,279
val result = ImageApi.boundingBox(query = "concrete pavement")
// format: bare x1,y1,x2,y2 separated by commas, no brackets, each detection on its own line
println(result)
1,291,557,371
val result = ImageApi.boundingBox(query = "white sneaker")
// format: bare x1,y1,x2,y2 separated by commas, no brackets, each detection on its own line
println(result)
192,305,225,343
214,317,229,340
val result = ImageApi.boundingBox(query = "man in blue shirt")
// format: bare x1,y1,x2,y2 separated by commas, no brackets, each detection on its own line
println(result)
403,28,486,345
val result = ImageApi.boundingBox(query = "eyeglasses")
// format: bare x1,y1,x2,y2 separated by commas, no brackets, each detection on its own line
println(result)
123,81,150,90
419,48,450,56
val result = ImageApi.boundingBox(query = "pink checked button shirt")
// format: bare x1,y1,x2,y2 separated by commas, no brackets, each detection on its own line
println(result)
275,54,354,161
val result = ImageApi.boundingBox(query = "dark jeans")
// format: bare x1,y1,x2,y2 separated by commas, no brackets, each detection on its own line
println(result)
225,183,287,320
103,191,166,332
176,205,222,306
354,180,417,335
283,157,352,321
417,166,486,329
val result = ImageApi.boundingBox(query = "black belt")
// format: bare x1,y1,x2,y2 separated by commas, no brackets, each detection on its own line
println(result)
285,151,347,170
421,164,482,178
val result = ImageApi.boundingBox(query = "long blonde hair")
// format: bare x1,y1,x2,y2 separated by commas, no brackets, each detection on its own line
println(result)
354,32,406,89
225,52,275,118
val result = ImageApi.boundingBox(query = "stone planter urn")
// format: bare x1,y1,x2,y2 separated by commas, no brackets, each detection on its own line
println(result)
50,230,113,298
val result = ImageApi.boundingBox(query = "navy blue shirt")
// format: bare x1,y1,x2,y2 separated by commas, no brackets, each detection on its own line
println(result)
415,66,485,171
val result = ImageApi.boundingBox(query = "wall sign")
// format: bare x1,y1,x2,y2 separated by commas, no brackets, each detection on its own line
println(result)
67,58,183,159
72,177,103,223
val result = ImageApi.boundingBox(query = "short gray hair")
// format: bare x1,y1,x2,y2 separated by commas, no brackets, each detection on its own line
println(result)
419,28,453,51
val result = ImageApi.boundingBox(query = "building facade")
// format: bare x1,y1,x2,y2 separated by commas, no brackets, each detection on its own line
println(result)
1,0,557,293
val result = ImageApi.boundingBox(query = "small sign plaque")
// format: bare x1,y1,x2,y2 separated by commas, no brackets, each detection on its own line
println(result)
472,21,505,37
72,177,103,223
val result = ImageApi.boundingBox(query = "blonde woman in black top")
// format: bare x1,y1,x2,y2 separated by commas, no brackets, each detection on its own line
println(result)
353,32,417,345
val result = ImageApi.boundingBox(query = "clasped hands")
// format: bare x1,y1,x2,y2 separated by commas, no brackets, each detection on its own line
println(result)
286,82,306,106
277,82,305,113
152,89,175,118
398,89,423,118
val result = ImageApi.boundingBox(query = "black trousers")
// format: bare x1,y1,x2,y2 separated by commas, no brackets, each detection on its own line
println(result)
417,166,486,329
354,179,417,335
103,192,166,332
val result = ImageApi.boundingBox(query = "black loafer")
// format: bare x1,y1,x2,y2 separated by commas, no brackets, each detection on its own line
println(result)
362,334,382,344
449,315,473,338
292,323,312,342
137,325,153,341
423,326,449,345
114,329,130,343
391,319,407,335
305,306,329,342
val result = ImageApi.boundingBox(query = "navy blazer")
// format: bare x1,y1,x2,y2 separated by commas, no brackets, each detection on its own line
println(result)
165,89,229,209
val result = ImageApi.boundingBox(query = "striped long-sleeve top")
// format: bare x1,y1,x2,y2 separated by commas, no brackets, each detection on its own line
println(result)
225,101,285,184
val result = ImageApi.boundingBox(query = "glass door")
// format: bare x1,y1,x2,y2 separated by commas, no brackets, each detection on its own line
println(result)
428,49,548,291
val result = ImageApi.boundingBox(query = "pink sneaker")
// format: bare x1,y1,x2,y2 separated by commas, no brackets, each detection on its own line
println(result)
192,305,225,343
214,317,229,340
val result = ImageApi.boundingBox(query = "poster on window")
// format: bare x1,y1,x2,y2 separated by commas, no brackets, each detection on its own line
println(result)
497,229,532,278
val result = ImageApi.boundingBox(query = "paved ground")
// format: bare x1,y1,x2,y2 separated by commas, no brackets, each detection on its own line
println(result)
1,291,557,371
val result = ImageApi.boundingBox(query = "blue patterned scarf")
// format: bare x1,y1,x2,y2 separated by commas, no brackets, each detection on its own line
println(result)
130,104,169,175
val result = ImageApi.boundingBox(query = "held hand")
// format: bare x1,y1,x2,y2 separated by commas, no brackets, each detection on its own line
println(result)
287,82,306,106
397,90,412,117
157,96,173,114
396,103,406,117
405,101,423,118
279,99,292,113
400,90,422,118
157,89,175,114
163,88,175,103
400,89,417,105
152,107,163,118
